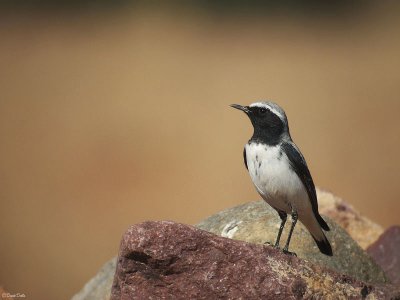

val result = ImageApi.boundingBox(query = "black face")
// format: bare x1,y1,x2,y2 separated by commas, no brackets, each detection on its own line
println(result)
230,104,285,145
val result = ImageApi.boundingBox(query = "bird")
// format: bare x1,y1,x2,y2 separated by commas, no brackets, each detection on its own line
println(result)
230,101,332,256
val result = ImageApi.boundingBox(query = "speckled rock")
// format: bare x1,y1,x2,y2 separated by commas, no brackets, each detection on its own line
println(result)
197,193,387,284
111,221,399,300
71,258,116,300
317,189,384,249
71,189,387,300
367,226,400,285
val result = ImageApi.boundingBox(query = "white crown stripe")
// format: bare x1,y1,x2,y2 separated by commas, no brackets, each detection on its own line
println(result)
249,102,285,121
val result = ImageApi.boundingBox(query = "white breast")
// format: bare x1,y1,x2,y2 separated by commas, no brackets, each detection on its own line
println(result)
245,143,308,213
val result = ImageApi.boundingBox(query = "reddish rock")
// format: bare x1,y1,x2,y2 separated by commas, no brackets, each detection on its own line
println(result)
111,221,400,300
367,226,400,285
317,189,384,249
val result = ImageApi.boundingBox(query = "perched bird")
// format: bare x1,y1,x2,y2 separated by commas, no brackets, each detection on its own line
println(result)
230,101,332,256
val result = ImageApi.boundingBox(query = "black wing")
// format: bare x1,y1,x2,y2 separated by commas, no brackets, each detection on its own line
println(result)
243,147,248,170
281,142,329,231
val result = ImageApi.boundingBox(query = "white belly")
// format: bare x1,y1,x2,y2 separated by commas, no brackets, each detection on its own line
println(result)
245,143,309,214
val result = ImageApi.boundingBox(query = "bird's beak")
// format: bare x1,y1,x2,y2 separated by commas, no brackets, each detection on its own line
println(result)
230,104,250,114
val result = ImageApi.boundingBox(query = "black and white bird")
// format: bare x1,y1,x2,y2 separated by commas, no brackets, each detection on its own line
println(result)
230,101,332,256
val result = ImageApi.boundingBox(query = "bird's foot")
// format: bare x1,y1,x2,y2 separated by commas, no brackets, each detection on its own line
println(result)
282,249,297,257
264,241,281,249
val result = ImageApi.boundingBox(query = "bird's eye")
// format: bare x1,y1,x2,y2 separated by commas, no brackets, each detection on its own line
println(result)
259,107,267,114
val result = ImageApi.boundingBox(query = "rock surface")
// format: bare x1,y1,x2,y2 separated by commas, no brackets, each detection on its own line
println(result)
71,189,387,300
367,226,400,285
71,258,117,300
197,197,387,284
317,189,384,249
111,221,399,300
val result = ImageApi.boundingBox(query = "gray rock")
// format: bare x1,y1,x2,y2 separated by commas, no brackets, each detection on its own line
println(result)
197,200,388,284
71,257,116,300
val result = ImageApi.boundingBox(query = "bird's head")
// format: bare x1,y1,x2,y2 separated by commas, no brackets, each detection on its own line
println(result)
230,101,290,145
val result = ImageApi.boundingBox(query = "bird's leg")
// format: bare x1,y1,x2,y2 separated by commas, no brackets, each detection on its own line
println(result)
283,210,298,256
274,210,287,248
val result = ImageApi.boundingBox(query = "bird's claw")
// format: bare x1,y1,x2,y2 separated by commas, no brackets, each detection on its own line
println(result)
264,241,281,249
282,249,297,257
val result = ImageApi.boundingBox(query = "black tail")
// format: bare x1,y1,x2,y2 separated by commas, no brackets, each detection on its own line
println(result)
312,234,333,256
316,214,330,231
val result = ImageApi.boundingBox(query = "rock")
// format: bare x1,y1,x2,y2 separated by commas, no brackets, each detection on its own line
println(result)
71,258,116,300
197,198,387,284
317,189,384,249
72,189,387,299
111,221,399,300
367,226,400,285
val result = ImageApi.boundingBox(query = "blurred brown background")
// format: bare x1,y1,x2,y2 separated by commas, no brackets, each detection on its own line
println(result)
1,1,400,299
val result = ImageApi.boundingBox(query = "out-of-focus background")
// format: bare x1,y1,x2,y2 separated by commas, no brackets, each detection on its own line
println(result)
0,1,399,299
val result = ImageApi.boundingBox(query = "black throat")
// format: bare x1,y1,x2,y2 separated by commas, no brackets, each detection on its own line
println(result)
249,127,282,146
249,119,285,146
